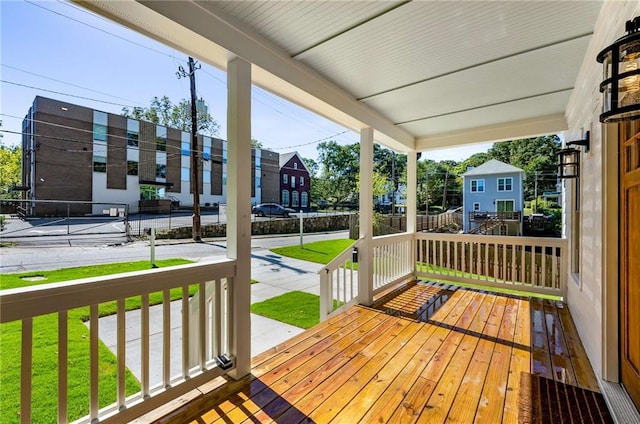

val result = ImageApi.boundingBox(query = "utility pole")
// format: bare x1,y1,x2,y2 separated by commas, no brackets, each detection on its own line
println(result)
177,57,202,241
534,170,539,214
442,171,448,209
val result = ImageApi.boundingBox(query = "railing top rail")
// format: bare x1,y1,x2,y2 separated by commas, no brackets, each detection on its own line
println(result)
371,232,414,245
415,232,567,247
0,259,236,323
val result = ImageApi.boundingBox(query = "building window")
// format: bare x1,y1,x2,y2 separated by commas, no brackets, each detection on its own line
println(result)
291,177,296,188
471,179,485,192
93,158,106,173
156,164,166,179
282,190,289,206
498,177,513,191
127,161,138,176
203,145,211,161
93,111,108,142
204,170,211,184
181,167,189,182
156,126,167,152
496,200,515,212
181,142,189,156
301,192,308,208
127,119,139,147
473,202,480,211
283,174,288,184
300,176,304,186
292,191,299,207
294,162,298,169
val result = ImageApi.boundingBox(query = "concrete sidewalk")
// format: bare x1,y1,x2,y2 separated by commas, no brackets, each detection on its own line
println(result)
94,248,321,387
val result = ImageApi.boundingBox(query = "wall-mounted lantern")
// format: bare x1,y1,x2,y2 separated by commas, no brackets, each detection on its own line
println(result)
597,16,640,123
558,131,590,179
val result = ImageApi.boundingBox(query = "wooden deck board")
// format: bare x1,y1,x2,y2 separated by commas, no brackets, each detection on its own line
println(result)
175,285,602,424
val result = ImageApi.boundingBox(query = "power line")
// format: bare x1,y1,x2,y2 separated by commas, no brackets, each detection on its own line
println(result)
1,64,143,105
270,131,351,151
1,80,135,108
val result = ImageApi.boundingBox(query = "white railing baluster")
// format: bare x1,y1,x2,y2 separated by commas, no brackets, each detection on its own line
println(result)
493,242,498,282
90,304,99,421
542,245,548,288
141,293,150,397
199,282,206,369
511,243,516,283
552,247,559,289
215,279,223,357
181,286,189,379
117,298,126,407
58,311,68,424
162,289,171,388
21,317,33,424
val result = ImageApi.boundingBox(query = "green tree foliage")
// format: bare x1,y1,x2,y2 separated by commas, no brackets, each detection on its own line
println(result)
122,96,220,136
251,138,263,149
486,135,560,200
0,144,22,199
316,140,360,207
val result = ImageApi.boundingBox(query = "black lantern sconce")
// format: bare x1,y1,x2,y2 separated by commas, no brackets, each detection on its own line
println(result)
558,131,590,179
597,16,640,123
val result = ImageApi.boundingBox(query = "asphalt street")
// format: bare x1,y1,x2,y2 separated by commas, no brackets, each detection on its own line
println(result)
0,230,349,273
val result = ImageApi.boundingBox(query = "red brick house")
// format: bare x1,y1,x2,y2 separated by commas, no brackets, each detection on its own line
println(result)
279,152,311,211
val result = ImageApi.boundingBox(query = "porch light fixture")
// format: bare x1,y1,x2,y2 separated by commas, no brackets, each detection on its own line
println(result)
597,16,640,123
558,131,590,179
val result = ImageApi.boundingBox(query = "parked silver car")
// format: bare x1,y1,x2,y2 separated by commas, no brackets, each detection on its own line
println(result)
251,203,296,218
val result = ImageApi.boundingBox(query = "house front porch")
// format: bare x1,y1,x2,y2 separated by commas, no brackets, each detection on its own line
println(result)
136,282,607,424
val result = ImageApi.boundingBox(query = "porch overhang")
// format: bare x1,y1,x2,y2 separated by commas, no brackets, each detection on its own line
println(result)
74,0,602,151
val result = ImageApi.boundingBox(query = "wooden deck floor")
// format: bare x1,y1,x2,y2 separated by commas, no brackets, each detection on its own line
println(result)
146,284,600,424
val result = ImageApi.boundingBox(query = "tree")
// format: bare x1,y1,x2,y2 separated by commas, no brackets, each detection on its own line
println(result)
316,141,360,207
122,96,220,136
0,144,22,199
251,138,263,149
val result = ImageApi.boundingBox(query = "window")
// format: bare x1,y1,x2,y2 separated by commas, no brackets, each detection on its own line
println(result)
496,200,515,212
204,170,211,184
292,191,299,207
203,145,211,161
156,126,167,152
93,111,108,142
283,174,288,184
93,159,106,173
498,177,513,191
156,164,166,179
471,179,485,192
473,202,480,211
282,190,289,206
294,162,298,169
127,161,138,176
291,177,296,188
127,132,139,147
301,192,308,208
300,176,304,186
181,167,189,182
127,119,139,147
181,140,190,156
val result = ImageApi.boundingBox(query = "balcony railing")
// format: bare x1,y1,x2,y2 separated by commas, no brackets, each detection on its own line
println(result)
321,232,567,320
468,211,522,221
0,260,236,424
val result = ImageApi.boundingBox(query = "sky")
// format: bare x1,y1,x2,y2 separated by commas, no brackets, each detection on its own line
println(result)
0,0,492,162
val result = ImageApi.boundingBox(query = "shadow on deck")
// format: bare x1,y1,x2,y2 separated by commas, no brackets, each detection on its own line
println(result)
135,283,610,424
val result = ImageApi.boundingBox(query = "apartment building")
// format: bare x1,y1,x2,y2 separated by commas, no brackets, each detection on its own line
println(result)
21,96,283,215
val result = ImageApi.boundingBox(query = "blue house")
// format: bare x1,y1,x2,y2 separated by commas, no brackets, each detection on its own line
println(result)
462,159,525,235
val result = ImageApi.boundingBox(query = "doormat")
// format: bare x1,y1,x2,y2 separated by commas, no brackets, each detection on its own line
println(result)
518,372,614,424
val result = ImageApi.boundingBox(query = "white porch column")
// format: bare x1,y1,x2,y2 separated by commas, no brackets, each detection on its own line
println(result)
358,127,374,306
226,57,252,379
407,151,417,234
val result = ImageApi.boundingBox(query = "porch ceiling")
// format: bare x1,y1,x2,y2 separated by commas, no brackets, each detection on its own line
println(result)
78,0,603,152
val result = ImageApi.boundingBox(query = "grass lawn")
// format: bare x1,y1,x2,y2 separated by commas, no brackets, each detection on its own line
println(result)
250,291,323,329
0,259,194,423
270,239,354,265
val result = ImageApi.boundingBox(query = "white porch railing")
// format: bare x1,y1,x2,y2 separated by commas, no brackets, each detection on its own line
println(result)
416,233,568,297
0,260,236,424
319,240,360,321
371,233,414,294
320,232,568,321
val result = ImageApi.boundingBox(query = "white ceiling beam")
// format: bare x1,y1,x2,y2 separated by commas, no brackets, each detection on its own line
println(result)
415,113,568,151
76,0,414,151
